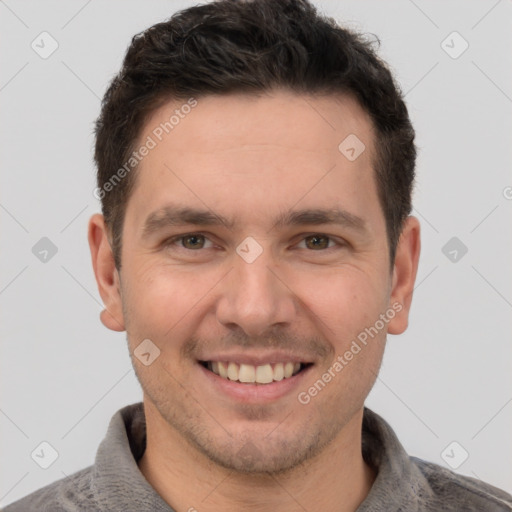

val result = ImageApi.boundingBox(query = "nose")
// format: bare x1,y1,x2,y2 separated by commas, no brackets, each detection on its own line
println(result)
215,246,298,338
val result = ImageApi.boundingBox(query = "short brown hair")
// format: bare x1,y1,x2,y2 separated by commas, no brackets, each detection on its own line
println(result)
94,0,416,270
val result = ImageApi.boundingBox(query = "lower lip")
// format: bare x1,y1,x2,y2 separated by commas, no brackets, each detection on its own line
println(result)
198,363,312,404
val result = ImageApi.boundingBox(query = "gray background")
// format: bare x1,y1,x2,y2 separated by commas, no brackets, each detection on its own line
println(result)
1,0,511,507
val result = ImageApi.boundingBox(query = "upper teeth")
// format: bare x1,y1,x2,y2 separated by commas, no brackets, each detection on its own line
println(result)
208,361,302,384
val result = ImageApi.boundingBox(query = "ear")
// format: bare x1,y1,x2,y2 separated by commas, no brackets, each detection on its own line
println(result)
387,216,421,335
88,213,125,332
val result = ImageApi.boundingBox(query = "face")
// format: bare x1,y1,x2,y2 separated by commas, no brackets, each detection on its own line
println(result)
90,90,419,475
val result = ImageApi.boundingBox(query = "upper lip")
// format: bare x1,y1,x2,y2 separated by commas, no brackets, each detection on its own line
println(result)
197,351,315,366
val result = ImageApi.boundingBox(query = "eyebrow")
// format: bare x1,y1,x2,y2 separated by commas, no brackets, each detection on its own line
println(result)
141,204,367,239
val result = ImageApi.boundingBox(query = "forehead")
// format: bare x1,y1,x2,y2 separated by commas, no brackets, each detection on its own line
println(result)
141,90,374,156
126,90,380,231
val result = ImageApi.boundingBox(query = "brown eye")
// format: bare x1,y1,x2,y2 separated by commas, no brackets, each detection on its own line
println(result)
304,235,331,250
182,234,206,249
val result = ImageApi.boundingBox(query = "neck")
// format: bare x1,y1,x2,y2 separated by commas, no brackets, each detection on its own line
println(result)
138,400,375,512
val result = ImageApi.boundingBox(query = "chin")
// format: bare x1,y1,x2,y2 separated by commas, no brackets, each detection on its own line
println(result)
186,425,326,476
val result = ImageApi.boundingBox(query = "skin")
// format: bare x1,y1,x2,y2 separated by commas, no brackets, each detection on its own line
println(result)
88,90,420,512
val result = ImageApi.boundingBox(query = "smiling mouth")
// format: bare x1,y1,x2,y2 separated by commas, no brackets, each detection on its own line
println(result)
199,361,312,384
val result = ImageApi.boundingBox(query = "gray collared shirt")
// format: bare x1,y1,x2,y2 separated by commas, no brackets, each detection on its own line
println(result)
4,402,512,511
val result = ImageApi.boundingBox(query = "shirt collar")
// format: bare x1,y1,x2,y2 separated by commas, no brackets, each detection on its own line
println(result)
358,406,433,511
91,402,173,511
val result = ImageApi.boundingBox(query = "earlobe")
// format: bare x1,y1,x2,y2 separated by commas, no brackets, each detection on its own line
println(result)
387,216,421,335
88,213,126,332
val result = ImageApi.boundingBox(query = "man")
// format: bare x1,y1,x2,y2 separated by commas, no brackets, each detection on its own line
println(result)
5,0,511,510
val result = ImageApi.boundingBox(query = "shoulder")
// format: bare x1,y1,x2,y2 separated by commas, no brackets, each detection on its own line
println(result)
2,466,95,512
412,457,512,511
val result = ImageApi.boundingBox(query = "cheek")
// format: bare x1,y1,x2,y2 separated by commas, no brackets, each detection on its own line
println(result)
292,266,389,343
122,261,217,341
301,270,390,401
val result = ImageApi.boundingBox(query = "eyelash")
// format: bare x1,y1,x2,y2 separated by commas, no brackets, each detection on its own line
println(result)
161,232,345,253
